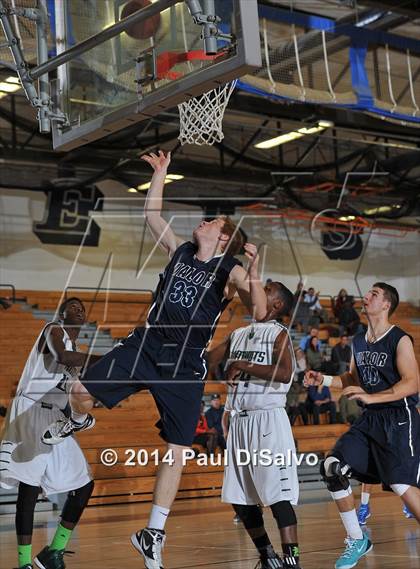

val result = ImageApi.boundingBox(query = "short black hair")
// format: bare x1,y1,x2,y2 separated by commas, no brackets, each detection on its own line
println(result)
273,282,294,316
58,296,85,318
373,282,399,316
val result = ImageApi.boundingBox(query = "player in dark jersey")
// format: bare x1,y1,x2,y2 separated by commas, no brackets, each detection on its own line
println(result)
42,150,267,569
305,282,419,569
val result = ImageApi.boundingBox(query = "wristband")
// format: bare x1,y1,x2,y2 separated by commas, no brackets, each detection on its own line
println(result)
323,375,333,387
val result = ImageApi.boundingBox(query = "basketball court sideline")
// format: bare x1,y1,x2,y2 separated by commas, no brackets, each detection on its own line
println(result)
1,494,419,568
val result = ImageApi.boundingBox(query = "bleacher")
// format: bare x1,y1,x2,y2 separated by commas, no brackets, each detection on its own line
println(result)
0,291,252,507
1,290,419,507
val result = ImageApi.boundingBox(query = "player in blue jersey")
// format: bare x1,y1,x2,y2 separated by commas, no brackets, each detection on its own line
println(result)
42,150,267,569
305,282,419,569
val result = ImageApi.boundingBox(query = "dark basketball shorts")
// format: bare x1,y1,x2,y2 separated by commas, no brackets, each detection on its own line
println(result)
81,327,205,447
332,405,420,488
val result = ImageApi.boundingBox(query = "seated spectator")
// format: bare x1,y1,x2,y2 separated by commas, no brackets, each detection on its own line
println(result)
339,395,362,425
304,287,328,327
331,334,352,374
332,288,349,319
193,401,217,456
338,297,363,336
305,336,324,372
205,394,226,450
306,385,337,425
295,346,307,380
287,382,308,426
299,327,319,352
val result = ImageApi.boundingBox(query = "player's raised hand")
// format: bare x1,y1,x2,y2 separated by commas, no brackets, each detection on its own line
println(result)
244,242,260,275
141,150,171,173
303,370,323,387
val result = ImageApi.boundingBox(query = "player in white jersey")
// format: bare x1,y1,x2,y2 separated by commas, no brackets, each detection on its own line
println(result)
208,281,303,569
0,298,99,569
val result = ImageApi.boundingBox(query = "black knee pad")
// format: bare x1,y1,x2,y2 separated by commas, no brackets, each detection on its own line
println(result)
232,504,264,530
15,483,40,536
320,456,351,493
61,480,94,525
270,501,297,529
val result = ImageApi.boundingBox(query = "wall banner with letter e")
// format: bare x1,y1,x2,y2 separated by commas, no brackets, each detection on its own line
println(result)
33,185,103,246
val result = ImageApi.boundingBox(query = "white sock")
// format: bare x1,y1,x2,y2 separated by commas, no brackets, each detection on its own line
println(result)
339,510,363,540
148,504,170,531
361,492,370,506
71,410,88,424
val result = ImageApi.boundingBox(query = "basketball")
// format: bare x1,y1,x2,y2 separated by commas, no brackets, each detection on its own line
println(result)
121,0,161,40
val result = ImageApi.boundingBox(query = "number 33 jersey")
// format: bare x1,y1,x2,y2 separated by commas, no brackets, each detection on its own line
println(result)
146,241,242,349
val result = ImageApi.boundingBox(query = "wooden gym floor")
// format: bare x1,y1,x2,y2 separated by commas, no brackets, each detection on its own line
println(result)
0,494,418,569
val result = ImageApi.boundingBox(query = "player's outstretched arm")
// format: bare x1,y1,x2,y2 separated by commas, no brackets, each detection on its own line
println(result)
344,335,419,404
228,243,266,320
304,357,360,390
141,150,185,257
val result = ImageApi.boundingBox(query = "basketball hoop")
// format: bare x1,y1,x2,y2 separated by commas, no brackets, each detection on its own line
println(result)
178,80,237,146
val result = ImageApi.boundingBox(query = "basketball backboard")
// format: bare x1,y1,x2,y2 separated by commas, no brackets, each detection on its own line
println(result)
51,0,261,151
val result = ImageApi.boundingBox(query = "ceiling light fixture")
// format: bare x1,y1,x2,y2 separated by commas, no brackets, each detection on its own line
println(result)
338,215,356,221
0,76,22,99
137,176,181,191
0,82,21,93
166,174,184,180
4,75,20,84
364,205,401,215
254,120,334,149
0,76,21,91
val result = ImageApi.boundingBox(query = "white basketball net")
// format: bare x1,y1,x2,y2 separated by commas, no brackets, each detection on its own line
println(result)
178,80,237,146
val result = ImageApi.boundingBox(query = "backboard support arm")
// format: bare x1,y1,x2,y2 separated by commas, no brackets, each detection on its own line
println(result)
0,0,66,132
185,0,233,55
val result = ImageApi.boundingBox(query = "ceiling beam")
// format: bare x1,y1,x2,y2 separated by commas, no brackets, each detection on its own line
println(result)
0,149,272,189
228,93,420,142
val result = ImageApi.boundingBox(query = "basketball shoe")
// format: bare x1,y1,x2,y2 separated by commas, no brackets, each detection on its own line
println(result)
335,533,373,569
356,503,371,525
41,415,95,445
34,546,65,569
403,504,414,519
283,554,302,568
254,545,284,568
131,527,165,569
